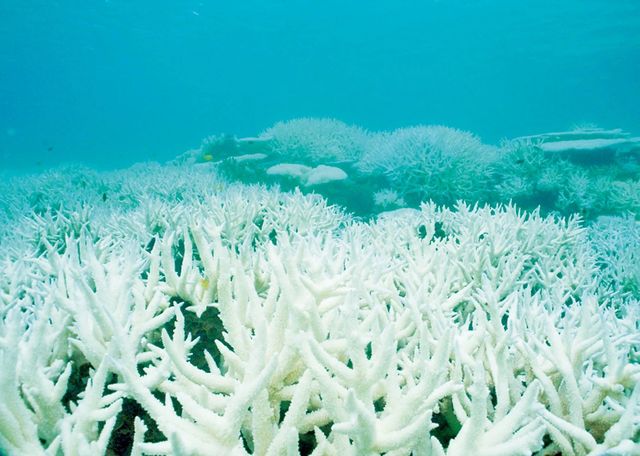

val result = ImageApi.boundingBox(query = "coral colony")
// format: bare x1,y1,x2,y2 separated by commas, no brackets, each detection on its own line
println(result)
1,119,639,455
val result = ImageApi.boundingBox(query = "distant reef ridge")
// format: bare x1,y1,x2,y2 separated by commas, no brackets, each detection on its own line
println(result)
173,119,640,219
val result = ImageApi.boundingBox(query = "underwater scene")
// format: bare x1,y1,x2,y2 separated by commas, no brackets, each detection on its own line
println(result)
1,1,639,455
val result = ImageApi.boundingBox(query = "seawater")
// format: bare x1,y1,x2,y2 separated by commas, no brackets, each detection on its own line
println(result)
1,0,639,171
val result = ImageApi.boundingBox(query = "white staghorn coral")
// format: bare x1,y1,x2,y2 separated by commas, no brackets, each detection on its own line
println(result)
0,164,639,455
358,126,498,205
259,118,369,164
589,215,640,299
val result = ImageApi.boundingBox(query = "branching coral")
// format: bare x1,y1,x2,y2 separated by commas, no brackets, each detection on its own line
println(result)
259,118,369,165
0,164,639,455
166,120,640,220
589,215,640,300
358,126,498,205
492,135,640,219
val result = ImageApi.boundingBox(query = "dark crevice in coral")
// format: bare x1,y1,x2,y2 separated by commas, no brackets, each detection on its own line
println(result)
106,399,164,456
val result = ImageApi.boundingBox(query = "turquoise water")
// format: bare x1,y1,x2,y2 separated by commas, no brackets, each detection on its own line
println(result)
1,0,639,170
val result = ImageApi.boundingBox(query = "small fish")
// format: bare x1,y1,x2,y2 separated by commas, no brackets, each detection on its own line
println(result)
200,277,210,289
202,153,214,162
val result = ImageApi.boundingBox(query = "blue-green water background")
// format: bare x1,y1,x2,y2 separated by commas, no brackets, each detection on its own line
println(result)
1,0,639,170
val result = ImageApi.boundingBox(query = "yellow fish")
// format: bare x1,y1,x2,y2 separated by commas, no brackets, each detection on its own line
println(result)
202,153,214,162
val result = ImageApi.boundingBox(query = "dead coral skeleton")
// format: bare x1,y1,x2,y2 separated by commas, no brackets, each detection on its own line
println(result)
0,175,639,456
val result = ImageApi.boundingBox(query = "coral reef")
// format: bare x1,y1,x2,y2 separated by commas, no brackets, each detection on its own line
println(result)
358,125,499,205
184,119,640,219
589,215,640,300
1,164,638,455
258,118,369,164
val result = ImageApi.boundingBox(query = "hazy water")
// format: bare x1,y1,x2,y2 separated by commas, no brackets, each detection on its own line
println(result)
1,0,639,170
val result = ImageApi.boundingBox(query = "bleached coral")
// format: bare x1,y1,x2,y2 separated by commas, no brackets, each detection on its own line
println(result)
1,164,639,456
259,118,369,164
494,130,640,218
168,120,640,219
556,170,606,217
266,163,349,186
373,188,406,209
609,180,640,214
358,126,498,205
590,215,640,299
513,126,640,154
